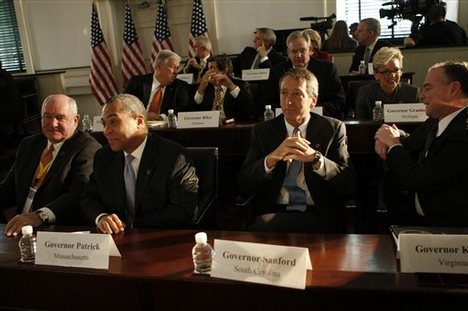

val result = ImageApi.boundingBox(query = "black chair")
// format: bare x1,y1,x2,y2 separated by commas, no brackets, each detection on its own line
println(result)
186,147,219,229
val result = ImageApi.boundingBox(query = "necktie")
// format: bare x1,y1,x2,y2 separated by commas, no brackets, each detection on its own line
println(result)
213,87,223,111
33,144,55,188
283,128,307,212
363,47,371,66
149,85,163,114
197,59,206,82
253,54,262,69
124,154,136,225
418,122,438,163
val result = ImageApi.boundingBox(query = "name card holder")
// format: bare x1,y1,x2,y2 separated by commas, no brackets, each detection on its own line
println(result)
177,111,220,128
177,73,194,84
384,103,427,123
35,231,121,269
242,69,270,81
211,239,312,289
400,233,468,274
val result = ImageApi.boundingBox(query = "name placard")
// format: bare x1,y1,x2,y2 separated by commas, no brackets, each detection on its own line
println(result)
384,103,427,123
275,106,323,116
400,234,468,273
93,116,103,132
177,73,194,84
35,231,121,269
241,69,270,81
177,111,220,128
211,239,312,289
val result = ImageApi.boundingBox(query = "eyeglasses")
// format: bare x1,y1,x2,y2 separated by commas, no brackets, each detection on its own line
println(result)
377,68,402,76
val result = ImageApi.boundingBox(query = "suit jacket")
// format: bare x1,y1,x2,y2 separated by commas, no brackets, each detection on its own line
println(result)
355,82,420,119
125,74,190,115
232,46,285,78
262,59,346,119
195,77,255,121
349,39,392,72
183,56,210,81
0,131,101,224
80,133,199,229
237,113,356,232
0,68,21,124
384,109,468,226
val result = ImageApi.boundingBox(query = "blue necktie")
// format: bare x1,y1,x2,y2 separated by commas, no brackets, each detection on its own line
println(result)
124,154,136,225
283,128,307,212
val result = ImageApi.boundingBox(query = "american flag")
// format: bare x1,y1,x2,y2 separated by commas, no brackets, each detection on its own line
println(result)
188,0,209,58
151,1,174,68
122,1,147,88
89,3,118,105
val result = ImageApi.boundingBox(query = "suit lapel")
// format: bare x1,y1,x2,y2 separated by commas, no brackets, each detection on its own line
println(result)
431,107,467,155
112,152,127,215
134,135,158,212
305,114,324,153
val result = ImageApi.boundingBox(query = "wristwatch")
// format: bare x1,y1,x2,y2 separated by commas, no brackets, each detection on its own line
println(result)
311,151,322,166
35,210,49,225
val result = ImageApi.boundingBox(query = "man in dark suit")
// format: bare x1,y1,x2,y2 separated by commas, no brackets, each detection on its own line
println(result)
375,61,468,227
232,27,285,79
238,68,356,233
80,94,198,234
262,30,346,119
182,35,212,83
1,94,101,236
193,54,255,121
349,18,392,73
125,50,189,120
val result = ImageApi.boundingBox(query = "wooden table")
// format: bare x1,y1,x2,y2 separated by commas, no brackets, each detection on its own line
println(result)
1,224,467,310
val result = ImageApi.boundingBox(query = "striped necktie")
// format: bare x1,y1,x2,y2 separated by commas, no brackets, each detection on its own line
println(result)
213,87,223,110
33,144,54,188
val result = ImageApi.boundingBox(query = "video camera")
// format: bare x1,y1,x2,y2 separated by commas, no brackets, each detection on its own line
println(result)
379,0,443,33
300,13,336,41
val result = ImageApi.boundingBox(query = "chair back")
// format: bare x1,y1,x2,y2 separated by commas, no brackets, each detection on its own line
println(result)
186,147,219,229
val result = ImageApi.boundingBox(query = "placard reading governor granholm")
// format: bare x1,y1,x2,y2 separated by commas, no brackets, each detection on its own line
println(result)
44,241,101,261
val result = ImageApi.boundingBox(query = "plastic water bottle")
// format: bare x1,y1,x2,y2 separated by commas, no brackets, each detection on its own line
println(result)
358,60,367,75
192,232,214,274
82,114,93,133
167,109,178,129
372,101,384,121
19,225,36,263
263,105,275,121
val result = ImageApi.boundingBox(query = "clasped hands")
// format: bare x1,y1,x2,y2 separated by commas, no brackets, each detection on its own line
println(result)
266,132,317,169
200,69,235,90
374,123,401,160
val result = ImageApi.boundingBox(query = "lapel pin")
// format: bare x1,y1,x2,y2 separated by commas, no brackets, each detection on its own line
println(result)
146,170,151,175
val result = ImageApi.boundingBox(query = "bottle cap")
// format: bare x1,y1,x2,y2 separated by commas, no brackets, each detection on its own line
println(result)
375,100,382,106
195,232,208,243
265,105,271,110
168,109,174,114
21,225,33,235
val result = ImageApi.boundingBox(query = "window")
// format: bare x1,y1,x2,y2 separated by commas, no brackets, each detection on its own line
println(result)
337,0,414,39
0,0,26,72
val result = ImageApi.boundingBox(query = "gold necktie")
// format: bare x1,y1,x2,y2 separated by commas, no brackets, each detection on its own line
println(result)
33,144,54,188
213,87,223,111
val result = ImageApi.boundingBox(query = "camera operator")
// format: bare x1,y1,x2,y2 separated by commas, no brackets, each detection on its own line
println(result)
349,18,392,74
404,4,467,47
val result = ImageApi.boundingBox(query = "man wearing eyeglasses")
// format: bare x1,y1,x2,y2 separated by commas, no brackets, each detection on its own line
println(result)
355,47,420,119
349,18,392,74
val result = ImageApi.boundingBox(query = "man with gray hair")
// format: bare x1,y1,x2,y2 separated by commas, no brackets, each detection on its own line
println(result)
80,94,198,234
232,27,285,78
183,35,212,82
349,18,392,73
125,49,190,120
238,68,355,233
1,94,101,236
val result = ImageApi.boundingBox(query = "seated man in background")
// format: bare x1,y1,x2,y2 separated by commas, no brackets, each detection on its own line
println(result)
125,50,189,120
303,28,333,62
182,35,212,83
355,47,420,119
262,30,346,119
349,18,392,74
193,54,255,121
374,61,468,227
238,68,356,233
232,27,285,78
1,94,101,236
80,94,198,234
404,4,467,47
